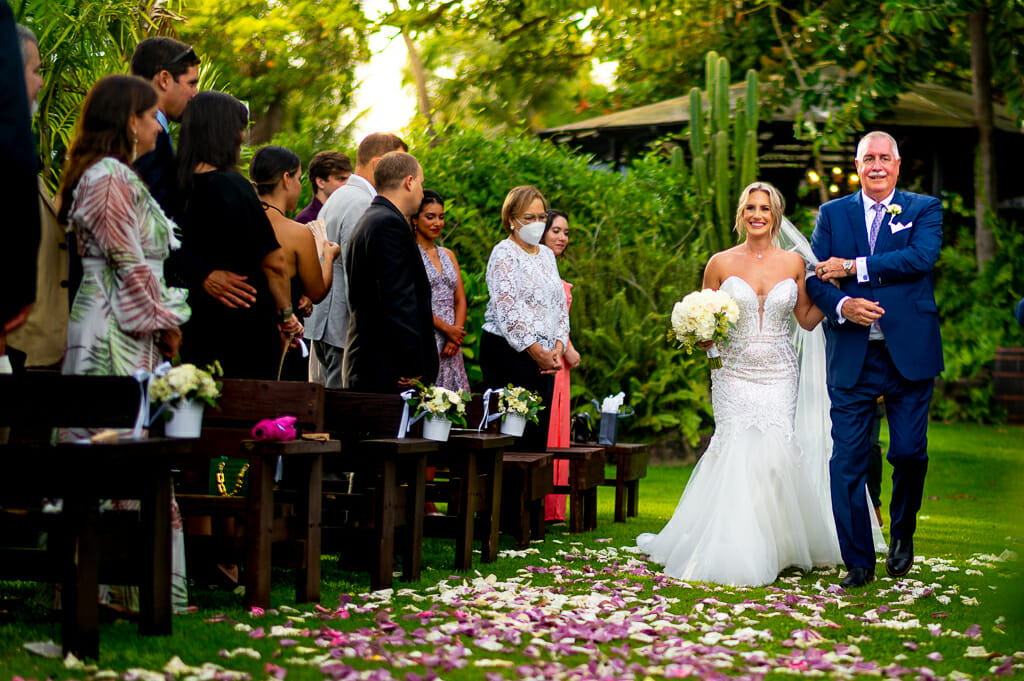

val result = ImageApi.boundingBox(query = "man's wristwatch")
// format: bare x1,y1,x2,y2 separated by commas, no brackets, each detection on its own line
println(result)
842,259,853,275
277,305,293,324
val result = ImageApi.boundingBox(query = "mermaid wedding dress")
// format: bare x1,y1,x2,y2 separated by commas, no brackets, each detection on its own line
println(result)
637,275,845,587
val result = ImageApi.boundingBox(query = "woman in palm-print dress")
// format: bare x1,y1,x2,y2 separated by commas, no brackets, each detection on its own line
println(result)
59,75,191,612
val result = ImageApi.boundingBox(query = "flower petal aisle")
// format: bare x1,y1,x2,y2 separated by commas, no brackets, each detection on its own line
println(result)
34,543,1021,681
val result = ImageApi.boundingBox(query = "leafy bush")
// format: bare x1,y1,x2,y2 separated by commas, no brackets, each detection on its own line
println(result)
410,125,716,449
932,198,1024,422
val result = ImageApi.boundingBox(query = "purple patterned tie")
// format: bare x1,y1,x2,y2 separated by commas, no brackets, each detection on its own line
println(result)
868,203,885,254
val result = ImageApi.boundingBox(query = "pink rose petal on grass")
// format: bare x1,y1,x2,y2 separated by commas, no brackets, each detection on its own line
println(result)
250,606,265,617
926,652,943,662
264,663,287,680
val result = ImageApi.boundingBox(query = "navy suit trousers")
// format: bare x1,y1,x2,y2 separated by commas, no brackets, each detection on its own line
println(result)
828,343,932,568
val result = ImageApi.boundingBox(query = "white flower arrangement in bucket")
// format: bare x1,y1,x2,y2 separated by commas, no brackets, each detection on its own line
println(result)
497,385,544,437
148,361,223,438
406,383,471,442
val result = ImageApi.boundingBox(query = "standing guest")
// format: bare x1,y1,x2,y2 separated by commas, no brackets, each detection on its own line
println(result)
343,151,437,392
58,74,191,612
128,36,199,214
541,209,581,521
305,133,407,388
411,190,469,391
1015,297,1024,326
806,131,944,589
130,38,256,311
6,24,66,371
176,91,301,379
480,186,568,450
0,1,40,347
295,151,352,224
250,145,340,380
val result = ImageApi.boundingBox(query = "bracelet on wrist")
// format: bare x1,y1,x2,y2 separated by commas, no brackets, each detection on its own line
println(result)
277,305,293,324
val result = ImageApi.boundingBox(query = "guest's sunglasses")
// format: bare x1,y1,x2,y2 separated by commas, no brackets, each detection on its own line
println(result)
161,46,196,71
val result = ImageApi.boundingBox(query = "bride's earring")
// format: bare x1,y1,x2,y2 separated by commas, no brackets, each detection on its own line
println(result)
131,129,139,163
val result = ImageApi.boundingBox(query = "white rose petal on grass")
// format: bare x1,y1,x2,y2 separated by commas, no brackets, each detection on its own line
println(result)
965,646,993,658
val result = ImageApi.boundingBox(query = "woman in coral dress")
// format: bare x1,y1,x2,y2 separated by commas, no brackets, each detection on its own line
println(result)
541,210,581,521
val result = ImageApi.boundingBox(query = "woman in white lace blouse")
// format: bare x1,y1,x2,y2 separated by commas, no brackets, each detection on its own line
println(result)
481,186,569,448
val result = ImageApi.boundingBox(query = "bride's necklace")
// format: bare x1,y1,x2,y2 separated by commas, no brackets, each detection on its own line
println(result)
747,245,771,260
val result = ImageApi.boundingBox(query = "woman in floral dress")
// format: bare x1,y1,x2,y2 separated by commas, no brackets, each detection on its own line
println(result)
58,75,191,612
411,190,470,391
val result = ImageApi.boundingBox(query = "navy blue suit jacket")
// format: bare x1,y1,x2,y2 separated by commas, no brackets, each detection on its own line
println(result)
805,190,944,389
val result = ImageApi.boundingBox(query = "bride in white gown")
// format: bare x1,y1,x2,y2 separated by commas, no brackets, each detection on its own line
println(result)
638,182,848,587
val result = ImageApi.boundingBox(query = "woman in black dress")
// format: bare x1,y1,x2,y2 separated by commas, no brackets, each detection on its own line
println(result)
250,145,340,380
176,91,300,378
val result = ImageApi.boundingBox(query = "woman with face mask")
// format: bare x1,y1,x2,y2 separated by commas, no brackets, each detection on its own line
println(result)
480,186,569,449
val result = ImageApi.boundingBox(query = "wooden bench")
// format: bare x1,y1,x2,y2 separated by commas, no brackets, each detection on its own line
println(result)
425,431,511,569
546,446,605,533
501,452,554,548
597,442,649,522
0,373,186,659
467,393,604,535
323,390,434,590
172,379,336,609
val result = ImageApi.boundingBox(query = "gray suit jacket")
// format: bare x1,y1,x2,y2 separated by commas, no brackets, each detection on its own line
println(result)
303,174,375,347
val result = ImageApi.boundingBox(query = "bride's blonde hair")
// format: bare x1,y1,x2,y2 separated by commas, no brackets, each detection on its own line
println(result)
733,181,785,241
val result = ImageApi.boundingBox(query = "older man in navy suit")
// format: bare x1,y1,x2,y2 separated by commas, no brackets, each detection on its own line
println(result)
806,131,944,589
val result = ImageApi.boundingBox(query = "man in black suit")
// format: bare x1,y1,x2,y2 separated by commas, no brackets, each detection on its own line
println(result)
0,0,40,346
129,36,199,215
342,151,438,393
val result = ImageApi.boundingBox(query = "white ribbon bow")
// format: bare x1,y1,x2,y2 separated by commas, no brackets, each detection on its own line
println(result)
131,361,173,439
397,388,429,438
477,388,506,431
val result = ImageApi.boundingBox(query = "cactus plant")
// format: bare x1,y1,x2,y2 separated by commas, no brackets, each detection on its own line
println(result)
685,52,760,252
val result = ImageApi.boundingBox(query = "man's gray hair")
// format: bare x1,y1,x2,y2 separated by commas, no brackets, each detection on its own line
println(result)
16,24,38,65
856,131,900,161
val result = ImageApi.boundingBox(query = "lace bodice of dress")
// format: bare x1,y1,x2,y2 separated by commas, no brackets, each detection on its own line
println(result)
711,276,799,434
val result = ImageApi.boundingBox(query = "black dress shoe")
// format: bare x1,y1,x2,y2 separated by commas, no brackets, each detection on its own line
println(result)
886,537,914,577
840,566,876,589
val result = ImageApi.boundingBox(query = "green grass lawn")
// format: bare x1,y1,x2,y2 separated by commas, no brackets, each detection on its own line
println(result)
1,422,1021,680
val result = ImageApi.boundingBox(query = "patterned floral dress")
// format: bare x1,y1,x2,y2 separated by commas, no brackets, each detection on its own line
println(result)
418,245,469,391
63,156,191,612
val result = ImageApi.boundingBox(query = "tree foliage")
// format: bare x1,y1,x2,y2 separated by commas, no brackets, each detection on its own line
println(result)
382,0,606,134
178,0,370,145
17,0,184,191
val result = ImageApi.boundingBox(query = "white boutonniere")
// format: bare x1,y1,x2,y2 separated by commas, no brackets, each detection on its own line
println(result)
886,203,902,216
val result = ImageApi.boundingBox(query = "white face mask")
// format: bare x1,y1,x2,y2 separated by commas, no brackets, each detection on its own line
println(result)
517,220,546,246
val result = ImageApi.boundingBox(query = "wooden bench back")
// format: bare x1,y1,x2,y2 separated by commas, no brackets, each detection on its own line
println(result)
205,379,325,432
0,374,140,429
324,390,407,440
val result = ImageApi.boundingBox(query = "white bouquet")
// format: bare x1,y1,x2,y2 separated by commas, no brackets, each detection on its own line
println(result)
409,383,471,427
668,289,740,368
149,361,223,408
498,385,544,424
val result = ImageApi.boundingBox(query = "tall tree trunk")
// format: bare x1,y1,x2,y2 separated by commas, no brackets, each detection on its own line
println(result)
391,0,438,144
250,100,284,146
969,7,997,270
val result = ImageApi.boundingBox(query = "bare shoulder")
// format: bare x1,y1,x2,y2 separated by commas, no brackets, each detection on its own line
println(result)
704,248,740,287
779,249,807,274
